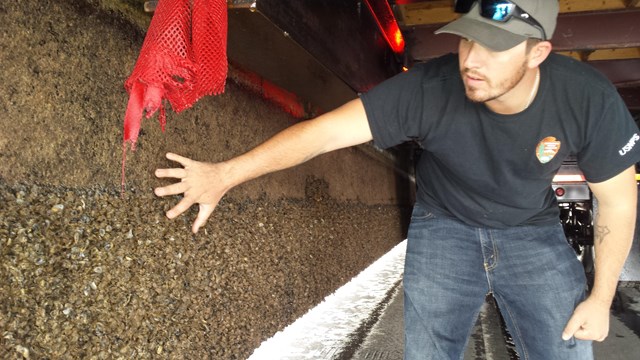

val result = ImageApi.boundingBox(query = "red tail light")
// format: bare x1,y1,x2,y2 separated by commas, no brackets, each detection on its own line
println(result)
363,0,406,54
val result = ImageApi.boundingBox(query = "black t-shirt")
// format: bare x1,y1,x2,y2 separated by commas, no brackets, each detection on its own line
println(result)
361,53,640,228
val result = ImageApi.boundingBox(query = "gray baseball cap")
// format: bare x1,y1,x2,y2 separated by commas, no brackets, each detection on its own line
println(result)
435,0,559,52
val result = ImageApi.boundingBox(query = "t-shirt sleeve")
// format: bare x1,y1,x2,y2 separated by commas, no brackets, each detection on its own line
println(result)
360,67,427,149
578,94,640,183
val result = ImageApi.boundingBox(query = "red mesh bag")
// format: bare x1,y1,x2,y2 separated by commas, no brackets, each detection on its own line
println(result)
122,0,227,153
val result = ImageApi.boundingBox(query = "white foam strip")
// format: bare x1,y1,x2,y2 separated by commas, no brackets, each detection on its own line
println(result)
248,240,407,360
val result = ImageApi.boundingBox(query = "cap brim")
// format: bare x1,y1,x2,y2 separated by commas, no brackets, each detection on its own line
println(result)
435,16,527,52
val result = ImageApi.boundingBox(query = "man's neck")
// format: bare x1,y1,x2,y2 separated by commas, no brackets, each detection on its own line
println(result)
486,68,540,115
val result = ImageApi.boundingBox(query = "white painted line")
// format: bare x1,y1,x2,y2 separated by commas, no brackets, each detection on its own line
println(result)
248,240,407,360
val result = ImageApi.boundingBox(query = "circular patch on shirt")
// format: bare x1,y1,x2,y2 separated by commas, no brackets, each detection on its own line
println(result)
536,136,561,164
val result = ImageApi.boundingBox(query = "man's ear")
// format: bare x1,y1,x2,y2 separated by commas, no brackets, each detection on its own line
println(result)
529,41,553,68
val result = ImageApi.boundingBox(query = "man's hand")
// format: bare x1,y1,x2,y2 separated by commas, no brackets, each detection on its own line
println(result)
562,296,610,342
153,100,372,234
154,152,229,233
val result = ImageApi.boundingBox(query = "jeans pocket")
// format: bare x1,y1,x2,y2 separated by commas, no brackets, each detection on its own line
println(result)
411,204,435,222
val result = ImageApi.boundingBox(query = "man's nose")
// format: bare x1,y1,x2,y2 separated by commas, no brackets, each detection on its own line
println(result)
461,41,484,69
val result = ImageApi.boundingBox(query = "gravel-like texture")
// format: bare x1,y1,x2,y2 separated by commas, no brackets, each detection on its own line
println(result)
0,1,410,358
1,181,404,359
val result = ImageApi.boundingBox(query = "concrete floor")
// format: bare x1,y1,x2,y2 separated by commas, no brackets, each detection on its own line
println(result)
352,282,640,360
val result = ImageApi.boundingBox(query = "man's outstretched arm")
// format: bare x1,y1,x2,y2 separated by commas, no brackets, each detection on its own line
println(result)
562,165,637,342
154,98,373,233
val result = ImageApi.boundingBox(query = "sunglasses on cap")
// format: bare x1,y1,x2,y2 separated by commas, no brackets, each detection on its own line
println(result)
454,0,547,40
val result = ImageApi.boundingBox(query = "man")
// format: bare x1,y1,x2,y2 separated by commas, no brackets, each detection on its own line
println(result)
154,0,640,358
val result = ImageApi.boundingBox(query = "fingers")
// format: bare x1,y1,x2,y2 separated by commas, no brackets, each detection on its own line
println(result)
562,312,608,342
562,307,588,341
166,196,195,220
165,152,192,166
571,328,608,342
562,317,581,341
192,204,215,233
155,167,187,180
160,194,216,232
154,153,192,180
154,181,188,197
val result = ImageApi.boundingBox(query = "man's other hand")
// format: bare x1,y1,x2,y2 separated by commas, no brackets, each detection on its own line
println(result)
562,297,610,342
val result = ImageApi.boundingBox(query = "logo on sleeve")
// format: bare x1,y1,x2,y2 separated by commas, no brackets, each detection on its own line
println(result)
536,136,561,164
619,133,640,156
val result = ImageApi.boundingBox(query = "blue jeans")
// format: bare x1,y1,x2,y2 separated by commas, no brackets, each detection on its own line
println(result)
404,204,592,360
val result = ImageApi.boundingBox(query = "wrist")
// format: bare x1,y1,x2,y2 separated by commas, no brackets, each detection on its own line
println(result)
586,292,613,309
219,159,247,191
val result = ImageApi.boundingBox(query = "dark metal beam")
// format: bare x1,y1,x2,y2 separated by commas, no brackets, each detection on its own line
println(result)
588,59,640,87
408,9,640,61
253,0,400,92
618,87,640,111
228,9,357,113
552,9,640,51
590,59,640,111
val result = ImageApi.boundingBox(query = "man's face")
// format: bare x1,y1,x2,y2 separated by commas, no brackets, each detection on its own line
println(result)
458,38,529,104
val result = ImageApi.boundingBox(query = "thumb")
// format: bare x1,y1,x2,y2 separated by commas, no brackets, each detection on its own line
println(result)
192,203,215,234
562,313,583,340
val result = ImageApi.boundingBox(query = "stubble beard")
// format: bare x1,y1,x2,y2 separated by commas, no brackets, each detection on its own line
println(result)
463,61,528,104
